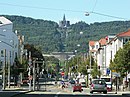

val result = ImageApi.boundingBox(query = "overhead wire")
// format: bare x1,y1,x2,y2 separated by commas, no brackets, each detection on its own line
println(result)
0,2,128,20
0,2,83,13
91,0,98,12
91,11,128,20
88,0,128,20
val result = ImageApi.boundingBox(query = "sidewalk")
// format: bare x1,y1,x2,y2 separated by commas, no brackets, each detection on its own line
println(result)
0,86,30,97
107,89,130,95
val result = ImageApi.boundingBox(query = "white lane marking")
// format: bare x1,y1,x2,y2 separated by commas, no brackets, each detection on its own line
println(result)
54,92,61,97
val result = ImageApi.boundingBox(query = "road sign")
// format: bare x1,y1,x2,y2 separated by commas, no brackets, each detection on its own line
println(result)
61,72,64,76
112,70,116,72
106,68,110,74
112,72,120,77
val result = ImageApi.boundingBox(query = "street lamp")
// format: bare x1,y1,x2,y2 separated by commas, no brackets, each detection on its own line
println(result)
85,12,90,16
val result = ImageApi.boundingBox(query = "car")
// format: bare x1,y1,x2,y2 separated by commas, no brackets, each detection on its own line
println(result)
106,82,112,91
69,80,75,84
81,82,87,88
73,83,83,92
90,79,107,94
22,77,29,85
101,76,112,91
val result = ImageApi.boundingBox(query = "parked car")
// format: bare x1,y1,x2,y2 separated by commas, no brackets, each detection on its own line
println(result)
0,75,2,85
106,82,112,91
69,80,75,84
73,83,83,92
81,82,87,88
90,79,107,94
22,77,29,85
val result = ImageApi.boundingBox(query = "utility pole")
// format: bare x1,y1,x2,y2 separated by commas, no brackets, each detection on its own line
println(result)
36,62,40,90
2,49,6,90
28,51,32,91
33,60,36,91
89,51,92,71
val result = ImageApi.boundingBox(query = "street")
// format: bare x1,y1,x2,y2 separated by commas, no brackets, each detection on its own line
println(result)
0,81,130,97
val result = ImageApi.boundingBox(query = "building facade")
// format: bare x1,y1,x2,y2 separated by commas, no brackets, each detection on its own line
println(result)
89,30,130,76
0,16,19,68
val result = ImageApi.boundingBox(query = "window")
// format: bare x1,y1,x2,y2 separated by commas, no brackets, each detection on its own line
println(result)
1,50,4,57
96,45,98,49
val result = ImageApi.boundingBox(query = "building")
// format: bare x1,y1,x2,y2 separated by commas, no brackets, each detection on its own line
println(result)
59,14,70,28
89,30,130,76
0,16,19,68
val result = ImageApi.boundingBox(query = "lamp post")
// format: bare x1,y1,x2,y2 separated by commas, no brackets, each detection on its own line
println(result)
8,51,11,88
28,51,32,91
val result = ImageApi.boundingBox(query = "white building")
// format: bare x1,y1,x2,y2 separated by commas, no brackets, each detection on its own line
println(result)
0,16,18,68
89,30,130,76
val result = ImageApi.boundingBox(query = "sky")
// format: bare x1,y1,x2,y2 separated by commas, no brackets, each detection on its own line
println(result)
0,0,130,24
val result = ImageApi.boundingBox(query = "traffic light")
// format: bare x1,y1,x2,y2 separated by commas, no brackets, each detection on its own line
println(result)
75,65,78,69
86,65,89,69
98,66,100,69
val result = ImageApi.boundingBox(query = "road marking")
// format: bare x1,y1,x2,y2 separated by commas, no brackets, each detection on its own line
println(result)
54,92,60,97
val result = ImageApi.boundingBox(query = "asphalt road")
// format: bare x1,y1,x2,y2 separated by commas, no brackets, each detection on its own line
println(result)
0,81,130,97
10,85,130,97
9,93,126,97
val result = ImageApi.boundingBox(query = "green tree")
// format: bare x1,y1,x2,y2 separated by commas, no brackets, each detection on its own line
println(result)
112,41,130,77
91,60,100,78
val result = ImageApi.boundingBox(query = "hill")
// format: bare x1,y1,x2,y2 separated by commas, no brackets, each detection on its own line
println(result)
1,15,130,54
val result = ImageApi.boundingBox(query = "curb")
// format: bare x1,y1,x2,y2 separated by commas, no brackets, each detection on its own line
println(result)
122,93,130,96
10,91,31,97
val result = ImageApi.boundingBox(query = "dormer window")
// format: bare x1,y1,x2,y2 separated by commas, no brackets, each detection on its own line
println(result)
125,38,128,42
1,50,4,57
123,38,129,44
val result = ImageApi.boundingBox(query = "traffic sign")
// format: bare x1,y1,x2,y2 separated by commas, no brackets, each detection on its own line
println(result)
106,68,110,74
112,72,120,77
61,72,64,76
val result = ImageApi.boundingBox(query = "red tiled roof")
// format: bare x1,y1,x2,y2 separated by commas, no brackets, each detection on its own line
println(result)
89,41,95,46
99,38,107,45
117,30,130,37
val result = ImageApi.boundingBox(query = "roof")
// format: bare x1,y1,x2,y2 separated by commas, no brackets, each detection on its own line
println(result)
89,41,95,46
90,49,97,52
0,16,12,25
117,30,130,37
99,38,107,46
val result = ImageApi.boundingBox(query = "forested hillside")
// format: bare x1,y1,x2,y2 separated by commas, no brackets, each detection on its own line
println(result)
2,15,130,54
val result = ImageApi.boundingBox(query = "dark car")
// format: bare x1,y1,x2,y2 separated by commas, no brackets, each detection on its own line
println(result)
90,79,107,94
73,83,83,92
69,80,75,84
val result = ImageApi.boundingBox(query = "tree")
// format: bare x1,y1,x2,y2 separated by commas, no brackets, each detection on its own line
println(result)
112,41,130,77
91,60,100,79
19,44,45,77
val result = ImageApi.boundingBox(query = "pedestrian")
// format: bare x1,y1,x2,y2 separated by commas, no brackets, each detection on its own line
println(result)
17,75,21,87
61,80,65,89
